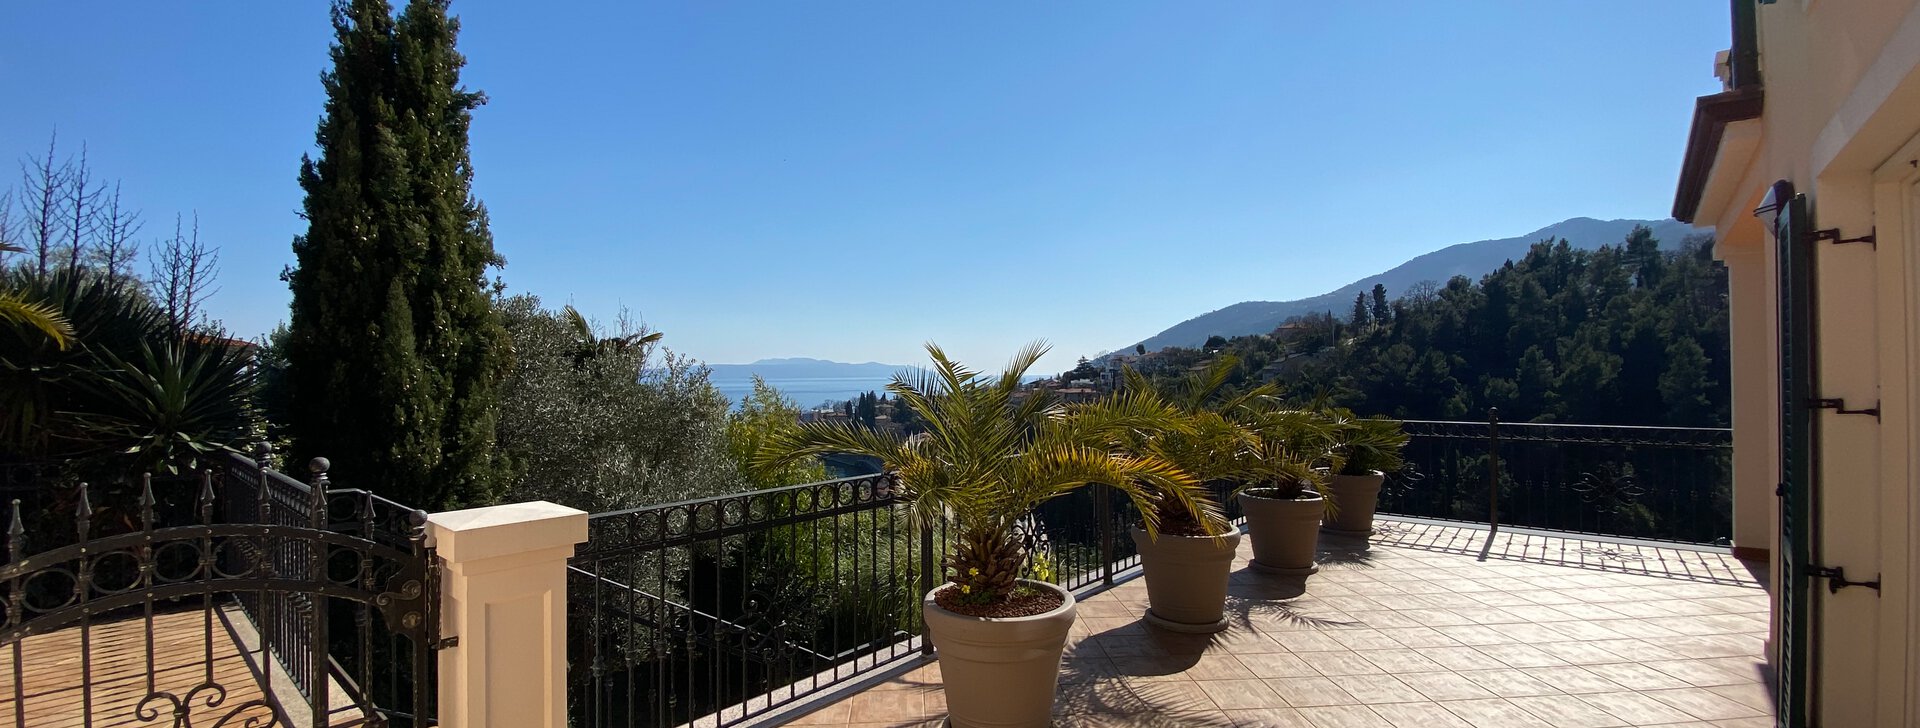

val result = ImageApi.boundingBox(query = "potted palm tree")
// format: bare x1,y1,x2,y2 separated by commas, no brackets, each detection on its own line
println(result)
1236,409,1334,576
756,342,1208,728
1320,410,1409,536
1067,359,1253,633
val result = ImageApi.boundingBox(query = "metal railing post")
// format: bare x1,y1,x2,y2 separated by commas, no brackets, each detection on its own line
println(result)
919,511,935,656
1097,487,1115,586
1486,408,1502,538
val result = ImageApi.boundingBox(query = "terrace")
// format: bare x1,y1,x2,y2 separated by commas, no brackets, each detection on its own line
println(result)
562,417,1762,728
0,418,1758,728
782,520,1770,728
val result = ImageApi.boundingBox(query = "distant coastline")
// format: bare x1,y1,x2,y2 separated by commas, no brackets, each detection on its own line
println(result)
710,374,902,409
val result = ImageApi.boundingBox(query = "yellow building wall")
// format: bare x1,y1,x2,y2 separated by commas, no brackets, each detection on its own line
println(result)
1692,2,1920,725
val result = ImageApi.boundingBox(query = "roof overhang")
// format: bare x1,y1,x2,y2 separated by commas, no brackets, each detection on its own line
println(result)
1673,86,1765,224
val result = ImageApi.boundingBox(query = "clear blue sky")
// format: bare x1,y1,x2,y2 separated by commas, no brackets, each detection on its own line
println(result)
1,2,1728,374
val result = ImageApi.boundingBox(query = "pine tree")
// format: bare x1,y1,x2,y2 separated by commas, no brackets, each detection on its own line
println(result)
284,0,511,510
1370,283,1391,325
1350,292,1371,329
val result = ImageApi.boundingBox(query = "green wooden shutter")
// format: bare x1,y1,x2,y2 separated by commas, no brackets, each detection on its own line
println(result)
1775,191,1816,728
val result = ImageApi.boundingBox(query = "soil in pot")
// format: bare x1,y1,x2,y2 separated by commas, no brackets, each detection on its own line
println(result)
1131,527,1240,633
923,579,1077,728
1238,488,1324,576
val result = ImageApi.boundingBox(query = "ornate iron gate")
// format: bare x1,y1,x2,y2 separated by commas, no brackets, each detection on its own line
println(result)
0,452,439,727
1775,187,1816,728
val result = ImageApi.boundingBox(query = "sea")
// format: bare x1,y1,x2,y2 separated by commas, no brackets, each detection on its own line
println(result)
710,375,898,410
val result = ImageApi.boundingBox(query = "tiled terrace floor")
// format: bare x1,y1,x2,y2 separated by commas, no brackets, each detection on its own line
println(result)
788,519,1773,727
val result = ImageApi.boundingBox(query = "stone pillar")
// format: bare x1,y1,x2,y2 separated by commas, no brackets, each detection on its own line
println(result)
429,501,588,728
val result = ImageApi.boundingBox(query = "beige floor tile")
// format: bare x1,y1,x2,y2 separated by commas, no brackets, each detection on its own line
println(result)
1534,641,1632,666
1433,625,1519,646
1705,682,1773,712
1341,610,1425,629
1575,690,1700,725
1326,628,1403,651
1475,643,1571,669
1264,676,1360,707
1377,626,1464,648
846,691,932,723
1199,679,1290,709
1439,697,1555,728
1369,701,1477,728
1520,668,1628,695
1417,646,1508,671
1395,671,1499,701
1643,687,1768,721
1234,652,1320,679
1270,631,1346,652
785,700,852,725
1224,707,1315,727
1455,668,1562,697
1330,673,1427,704
1186,653,1260,681
1642,659,1755,688
1298,650,1385,677
1107,654,1197,682
1120,679,1223,713
1353,647,1447,674
1295,704,1385,728
1580,662,1697,691
1507,693,1629,727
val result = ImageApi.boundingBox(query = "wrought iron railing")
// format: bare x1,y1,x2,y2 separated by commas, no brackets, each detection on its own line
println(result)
216,449,440,725
1382,412,1733,544
567,473,936,728
0,454,439,727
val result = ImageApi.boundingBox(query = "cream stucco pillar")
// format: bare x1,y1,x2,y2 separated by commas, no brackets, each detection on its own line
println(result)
1720,242,1778,560
429,501,589,728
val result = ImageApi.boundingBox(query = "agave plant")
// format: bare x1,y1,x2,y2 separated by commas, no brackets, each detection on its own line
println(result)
72,338,257,474
755,342,1215,607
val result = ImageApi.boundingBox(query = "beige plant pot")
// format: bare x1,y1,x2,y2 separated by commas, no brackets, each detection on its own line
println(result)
1130,527,1241,633
1238,489,1325,576
922,579,1077,728
1322,471,1385,536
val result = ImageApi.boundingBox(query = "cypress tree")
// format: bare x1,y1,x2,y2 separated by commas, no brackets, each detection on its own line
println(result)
285,0,511,510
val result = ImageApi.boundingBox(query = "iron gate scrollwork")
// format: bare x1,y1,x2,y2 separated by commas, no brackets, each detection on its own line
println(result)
0,451,439,728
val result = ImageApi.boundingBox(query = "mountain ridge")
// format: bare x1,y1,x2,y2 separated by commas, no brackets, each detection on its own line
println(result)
1127,217,1709,353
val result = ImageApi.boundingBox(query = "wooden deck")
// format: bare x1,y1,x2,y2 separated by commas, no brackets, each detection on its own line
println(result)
0,605,366,727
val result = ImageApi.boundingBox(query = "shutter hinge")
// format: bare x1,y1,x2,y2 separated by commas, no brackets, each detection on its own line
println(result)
1774,482,1786,497
1806,565,1882,594
1809,398,1881,420
431,635,460,650
1815,227,1876,247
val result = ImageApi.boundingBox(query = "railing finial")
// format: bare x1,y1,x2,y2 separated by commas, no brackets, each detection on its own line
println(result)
198,469,216,525
7,499,22,562
139,473,157,531
74,482,93,541
253,440,276,471
309,457,331,529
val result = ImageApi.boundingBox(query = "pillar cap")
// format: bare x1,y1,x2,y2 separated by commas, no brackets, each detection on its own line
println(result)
428,501,588,564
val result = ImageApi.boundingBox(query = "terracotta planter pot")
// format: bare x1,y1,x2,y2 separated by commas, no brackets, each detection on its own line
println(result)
1322,471,1385,536
1130,527,1241,633
923,579,1077,728
1237,489,1325,576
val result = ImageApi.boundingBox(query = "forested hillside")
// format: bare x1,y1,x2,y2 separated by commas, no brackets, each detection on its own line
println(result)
1144,227,1730,427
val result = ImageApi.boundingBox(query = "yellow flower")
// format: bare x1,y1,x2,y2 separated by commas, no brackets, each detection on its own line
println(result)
961,585,972,594
968,567,980,576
